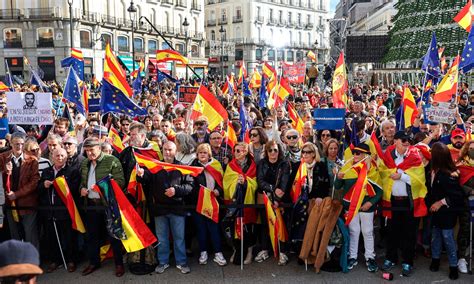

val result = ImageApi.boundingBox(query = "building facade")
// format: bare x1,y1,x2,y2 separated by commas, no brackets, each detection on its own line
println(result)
204,0,330,76
0,0,206,82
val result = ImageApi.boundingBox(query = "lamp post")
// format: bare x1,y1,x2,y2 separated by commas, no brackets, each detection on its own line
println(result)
219,25,225,79
182,17,189,81
67,0,73,49
127,1,137,74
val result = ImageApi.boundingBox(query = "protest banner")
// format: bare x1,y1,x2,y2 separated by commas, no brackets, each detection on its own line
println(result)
7,92,53,125
422,101,456,124
282,61,306,84
88,98,101,113
313,108,346,130
0,118,8,139
178,86,199,104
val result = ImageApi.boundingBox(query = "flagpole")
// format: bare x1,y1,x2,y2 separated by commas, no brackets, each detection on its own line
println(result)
240,216,244,271
53,219,68,271
454,51,461,106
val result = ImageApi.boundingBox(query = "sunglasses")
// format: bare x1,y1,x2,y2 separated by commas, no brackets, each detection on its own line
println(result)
286,135,298,140
250,133,259,137
352,151,363,156
301,150,314,154
195,122,205,126
30,148,40,152
400,138,410,143
268,148,279,153
63,142,74,146
321,134,331,137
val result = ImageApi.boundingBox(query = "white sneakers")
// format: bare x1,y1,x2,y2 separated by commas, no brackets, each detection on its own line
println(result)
457,258,468,274
199,251,227,266
254,250,270,263
199,251,208,265
278,253,289,266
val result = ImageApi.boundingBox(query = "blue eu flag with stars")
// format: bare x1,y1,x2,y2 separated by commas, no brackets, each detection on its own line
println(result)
63,68,86,115
100,80,147,117
460,28,474,74
421,32,440,78
61,56,84,81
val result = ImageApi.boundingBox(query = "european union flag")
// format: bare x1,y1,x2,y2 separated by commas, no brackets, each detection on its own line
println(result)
157,69,178,83
460,28,474,74
63,68,86,114
395,105,405,131
100,80,147,117
349,119,360,146
4,60,13,90
239,97,251,141
243,80,252,97
61,56,84,81
29,68,49,92
259,77,267,109
132,71,143,97
421,32,441,78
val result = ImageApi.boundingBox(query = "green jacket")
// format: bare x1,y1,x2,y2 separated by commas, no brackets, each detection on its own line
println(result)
334,175,382,213
80,152,125,191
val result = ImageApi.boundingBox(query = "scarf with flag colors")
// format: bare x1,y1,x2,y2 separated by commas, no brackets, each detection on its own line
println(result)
134,151,203,176
332,52,348,108
190,85,228,130
263,193,279,257
204,158,224,189
434,55,460,102
378,145,428,218
156,49,189,64
94,176,157,252
196,185,220,223
402,86,419,129
290,162,308,203
454,0,473,32
104,43,133,97
5,174,19,222
108,126,125,153
223,159,258,224
287,103,304,133
53,176,86,233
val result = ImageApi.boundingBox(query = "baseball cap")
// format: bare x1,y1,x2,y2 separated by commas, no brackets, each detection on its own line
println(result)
63,136,78,145
83,137,100,148
452,128,466,139
0,240,43,277
394,131,410,140
352,143,370,155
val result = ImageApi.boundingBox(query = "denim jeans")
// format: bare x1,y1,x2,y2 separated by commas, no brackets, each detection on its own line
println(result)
192,212,222,253
431,227,457,267
155,214,187,266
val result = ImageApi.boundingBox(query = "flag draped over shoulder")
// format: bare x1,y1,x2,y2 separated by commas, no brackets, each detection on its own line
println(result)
134,152,203,176
342,163,375,225
100,80,147,116
332,52,348,108
291,162,308,203
104,43,133,97
402,87,418,129
190,85,228,130
434,55,459,102
378,146,427,218
196,185,220,223
156,49,189,64
94,177,157,252
204,158,224,189
53,176,86,233
454,0,473,32
263,193,279,257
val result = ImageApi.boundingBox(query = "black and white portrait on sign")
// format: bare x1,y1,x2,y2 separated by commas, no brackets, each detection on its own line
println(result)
23,92,37,110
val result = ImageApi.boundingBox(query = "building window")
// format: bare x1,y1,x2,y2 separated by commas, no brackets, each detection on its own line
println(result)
148,40,157,53
37,27,54,48
191,45,199,57
297,13,301,25
269,9,273,20
268,49,275,61
279,10,283,21
257,28,261,42
162,42,171,49
287,51,294,62
101,33,113,50
221,28,226,41
298,32,302,44
236,6,241,19
296,51,303,60
210,10,215,20
308,33,311,46
221,9,227,21
4,28,22,48
211,30,216,40
134,38,144,52
288,12,292,23
176,43,184,54
277,50,284,61
257,6,261,17
80,30,91,48
256,49,262,60
118,35,129,52
235,49,243,61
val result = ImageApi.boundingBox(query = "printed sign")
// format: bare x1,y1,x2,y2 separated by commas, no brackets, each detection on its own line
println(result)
6,92,53,125
88,98,101,113
0,118,8,139
178,86,199,104
313,108,346,130
282,61,306,84
422,101,456,124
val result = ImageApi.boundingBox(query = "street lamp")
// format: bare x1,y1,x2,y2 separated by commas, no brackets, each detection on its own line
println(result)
127,1,137,74
182,17,189,81
67,0,73,49
219,25,225,79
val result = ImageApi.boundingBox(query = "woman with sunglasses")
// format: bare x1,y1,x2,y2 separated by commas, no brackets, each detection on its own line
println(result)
248,127,268,164
223,142,258,265
255,141,290,265
323,139,343,200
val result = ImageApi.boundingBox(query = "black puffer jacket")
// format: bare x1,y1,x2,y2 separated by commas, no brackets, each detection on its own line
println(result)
257,158,290,202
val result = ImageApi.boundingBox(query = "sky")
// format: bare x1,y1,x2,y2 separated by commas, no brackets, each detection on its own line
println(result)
330,0,338,12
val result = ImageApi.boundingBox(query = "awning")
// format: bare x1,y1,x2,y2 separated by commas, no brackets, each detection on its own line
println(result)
117,55,134,73
148,59,172,74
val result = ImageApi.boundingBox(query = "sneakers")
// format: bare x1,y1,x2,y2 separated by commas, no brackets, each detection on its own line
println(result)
199,251,208,265
213,252,227,266
176,264,191,274
155,264,170,274
401,263,412,277
254,250,270,263
347,258,358,270
366,258,378,272
278,253,289,266
457,258,468,274
382,259,395,271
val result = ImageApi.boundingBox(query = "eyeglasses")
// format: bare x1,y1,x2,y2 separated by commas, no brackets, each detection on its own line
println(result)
30,148,40,152
122,124,130,127
250,133,259,137
301,150,314,154
321,134,331,137
195,122,206,126
400,138,410,143
286,135,298,140
63,142,74,146
268,148,279,153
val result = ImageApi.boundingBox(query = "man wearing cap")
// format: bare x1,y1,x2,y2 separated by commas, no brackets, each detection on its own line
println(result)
63,136,84,174
458,93,472,119
448,128,466,162
89,125,109,143
79,137,126,277
0,240,43,283
191,116,210,144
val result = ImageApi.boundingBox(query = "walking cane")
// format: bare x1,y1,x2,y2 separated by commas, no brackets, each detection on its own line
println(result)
52,218,68,270
241,216,244,271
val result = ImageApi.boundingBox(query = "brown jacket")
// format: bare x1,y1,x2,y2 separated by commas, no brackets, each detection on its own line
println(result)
307,66,319,79
0,150,40,215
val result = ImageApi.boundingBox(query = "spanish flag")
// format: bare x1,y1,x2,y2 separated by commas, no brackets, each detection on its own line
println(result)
459,164,474,185
104,43,133,97
263,193,279,257
402,87,418,129
287,103,304,133
0,81,9,91
342,163,371,225
95,177,157,252
204,158,224,189
262,62,276,79
275,207,288,242
156,49,189,65
454,0,473,32
378,145,428,218
434,55,459,102
225,120,238,150
307,50,317,62
249,68,262,89
81,85,89,113
276,77,293,104
290,162,308,203
130,59,145,78
332,52,348,108
5,175,19,222
134,151,204,176
71,48,84,60
237,60,247,86
53,176,86,233
134,142,163,161
108,126,125,153
196,185,220,223
190,85,228,130
127,168,145,203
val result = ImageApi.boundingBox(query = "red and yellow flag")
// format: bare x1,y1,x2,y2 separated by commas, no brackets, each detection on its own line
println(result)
263,193,279,257
307,50,317,62
434,55,459,102
290,162,308,203
134,152,203,176
276,77,293,104
53,176,86,233
0,81,9,91
156,49,189,64
332,52,348,108
204,158,224,189
134,142,163,161
454,0,473,32
81,85,89,113
104,43,133,97
402,87,419,129
287,103,304,133
71,48,83,60
342,163,369,225
249,68,262,89
5,175,19,222
275,207,288,242
108,126,125,153
130,59,145,78
237,60,247,85
262,62,276,79
127,168,145,203
190,85,229,130
225,120,238,150
196,185,220,223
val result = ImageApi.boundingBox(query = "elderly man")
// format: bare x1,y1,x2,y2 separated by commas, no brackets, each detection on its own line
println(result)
191,116,210,144
79,138,126,277
209,130,232,168
138,141,193,274
0,132,40,249
38,148,80,272
42,133,63,162
63,136,84,174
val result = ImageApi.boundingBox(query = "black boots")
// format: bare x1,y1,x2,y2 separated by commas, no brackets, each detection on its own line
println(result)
449,266,459,280
429,258,440,272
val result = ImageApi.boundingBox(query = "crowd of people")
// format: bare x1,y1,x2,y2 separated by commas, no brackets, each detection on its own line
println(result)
0,71,473,282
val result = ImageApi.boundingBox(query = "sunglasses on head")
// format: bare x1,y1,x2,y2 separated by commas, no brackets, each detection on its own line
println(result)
287,135,298,140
